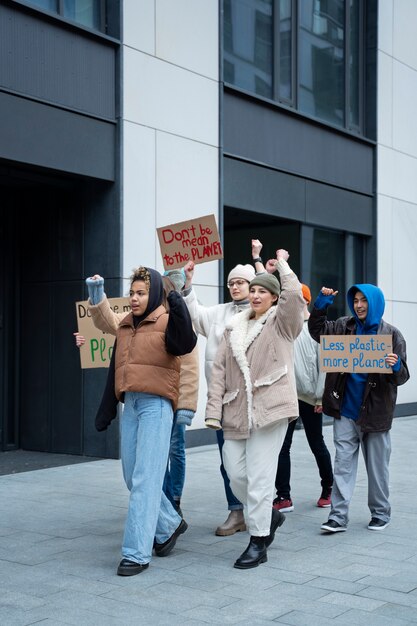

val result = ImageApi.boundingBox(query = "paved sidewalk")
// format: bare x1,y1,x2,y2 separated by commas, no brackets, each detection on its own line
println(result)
1,416,417,625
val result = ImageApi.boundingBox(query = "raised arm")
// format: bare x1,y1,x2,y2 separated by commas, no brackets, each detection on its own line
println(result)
165,291,197,356
271,249,304,341
251,239,266,274
308,287,341,343
86,275,126,335
182,261,222,337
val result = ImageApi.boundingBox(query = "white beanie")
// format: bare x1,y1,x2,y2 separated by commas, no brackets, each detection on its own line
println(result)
227,264,256,284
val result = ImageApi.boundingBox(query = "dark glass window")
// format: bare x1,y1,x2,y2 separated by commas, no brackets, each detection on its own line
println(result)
298,0,345,126
348,0,361,129
18,0,104,32
224,0,366,135
302,226,364,320
278,0,292,101
26,0,58,9
63,0,102,31
224,0,273,98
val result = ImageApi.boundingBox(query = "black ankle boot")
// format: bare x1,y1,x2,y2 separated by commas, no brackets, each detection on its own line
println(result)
264,508,286,548
234,536,267,569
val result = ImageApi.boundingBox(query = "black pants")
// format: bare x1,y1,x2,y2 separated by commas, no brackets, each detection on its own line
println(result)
275,400,333,499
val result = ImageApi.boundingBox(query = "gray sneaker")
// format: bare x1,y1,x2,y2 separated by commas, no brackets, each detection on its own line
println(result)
368,517,390,531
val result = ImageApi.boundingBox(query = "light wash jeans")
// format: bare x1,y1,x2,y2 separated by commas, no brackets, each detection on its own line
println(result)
121,392,182,565
163,413,186,506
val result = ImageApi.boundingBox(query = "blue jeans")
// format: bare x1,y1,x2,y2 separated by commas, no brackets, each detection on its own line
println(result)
120,392,181,565
163,413,186,505
216,428,243,511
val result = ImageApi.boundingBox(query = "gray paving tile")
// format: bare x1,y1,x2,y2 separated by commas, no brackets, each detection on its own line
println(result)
356,584,417,607
356,574,417,593
318,590,386,611
333,607,414,626
272,611,348,626
305,576,368,594
374,602,417,623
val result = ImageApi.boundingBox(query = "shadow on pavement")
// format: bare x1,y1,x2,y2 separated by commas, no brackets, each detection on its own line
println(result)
0,449,102,476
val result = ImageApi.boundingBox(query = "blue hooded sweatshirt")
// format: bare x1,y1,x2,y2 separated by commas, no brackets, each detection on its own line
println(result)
341,284,385,420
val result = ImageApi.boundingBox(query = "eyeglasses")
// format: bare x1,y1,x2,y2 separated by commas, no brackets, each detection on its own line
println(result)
227,279,248,288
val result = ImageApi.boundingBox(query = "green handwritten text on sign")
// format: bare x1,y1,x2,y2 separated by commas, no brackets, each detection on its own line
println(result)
75,297,130,369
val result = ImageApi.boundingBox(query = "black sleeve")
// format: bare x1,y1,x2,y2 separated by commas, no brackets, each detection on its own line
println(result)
165,290,197,356
390,328,410,387
308,307,328,343
95,342,119,432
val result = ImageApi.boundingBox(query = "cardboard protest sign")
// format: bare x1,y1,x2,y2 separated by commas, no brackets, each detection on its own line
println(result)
75,298,130,369
320,335,393,373
157,214,223,270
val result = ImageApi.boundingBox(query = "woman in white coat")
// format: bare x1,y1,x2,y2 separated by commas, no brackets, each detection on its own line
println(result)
182,260,256,536
205,250,304,569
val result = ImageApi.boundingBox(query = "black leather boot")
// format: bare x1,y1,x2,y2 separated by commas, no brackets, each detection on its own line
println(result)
234,536,267,569
265,508,286,548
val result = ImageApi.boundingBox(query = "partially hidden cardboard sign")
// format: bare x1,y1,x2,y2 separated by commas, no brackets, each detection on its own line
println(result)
157,214,223,270
75,297,130,369
320,335,393,373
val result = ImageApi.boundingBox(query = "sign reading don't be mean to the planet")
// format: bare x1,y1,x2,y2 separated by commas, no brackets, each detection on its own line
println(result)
320,335,393,373
157,214,223,270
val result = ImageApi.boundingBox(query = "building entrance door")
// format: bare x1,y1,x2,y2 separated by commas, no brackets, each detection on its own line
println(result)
0,179,84,453
0,201,18,450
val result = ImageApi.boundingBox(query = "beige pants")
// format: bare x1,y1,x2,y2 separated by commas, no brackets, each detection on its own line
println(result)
223,420,288,536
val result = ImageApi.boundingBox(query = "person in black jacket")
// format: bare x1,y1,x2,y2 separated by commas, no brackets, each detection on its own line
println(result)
308,284,409,533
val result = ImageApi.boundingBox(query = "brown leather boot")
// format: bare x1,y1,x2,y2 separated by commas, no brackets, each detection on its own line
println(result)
215,510,246,536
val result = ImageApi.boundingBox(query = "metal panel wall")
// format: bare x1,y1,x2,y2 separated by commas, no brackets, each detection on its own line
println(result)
0,91,115,180
223,91,374,197
0,2,116,119
224,157,373,236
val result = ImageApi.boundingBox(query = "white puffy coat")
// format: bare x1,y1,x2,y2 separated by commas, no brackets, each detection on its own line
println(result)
294,320,325,406
182,288,250,384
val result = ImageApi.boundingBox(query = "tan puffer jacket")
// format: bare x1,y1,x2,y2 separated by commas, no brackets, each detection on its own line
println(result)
88,296,199,412
88,297,181,409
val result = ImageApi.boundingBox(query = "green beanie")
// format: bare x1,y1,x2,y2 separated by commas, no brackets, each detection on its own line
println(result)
249,273,281,296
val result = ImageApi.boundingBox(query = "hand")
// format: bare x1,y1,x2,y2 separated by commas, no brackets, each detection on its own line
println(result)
183,261,195,288
251,239,263,258
73,332,85,348
385,353,399,368
321,287,338,297
89,274,103,282
314,405,323,414
265,259,277,274
276,249,289,262
205,417,222,430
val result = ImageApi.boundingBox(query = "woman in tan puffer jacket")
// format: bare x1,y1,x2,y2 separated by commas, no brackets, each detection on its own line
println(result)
85,266,196,577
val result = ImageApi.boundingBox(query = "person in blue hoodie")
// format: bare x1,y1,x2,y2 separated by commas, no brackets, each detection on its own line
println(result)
308,284,409,533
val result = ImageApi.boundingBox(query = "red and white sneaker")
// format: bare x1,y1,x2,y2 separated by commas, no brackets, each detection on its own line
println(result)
273,497,294,512
317,487,332,508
